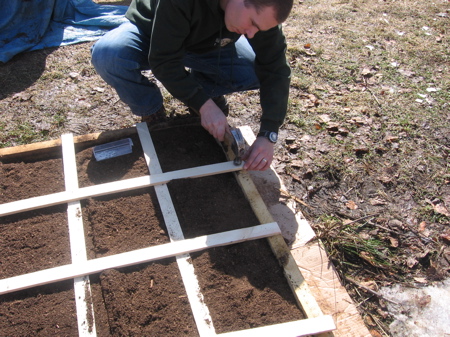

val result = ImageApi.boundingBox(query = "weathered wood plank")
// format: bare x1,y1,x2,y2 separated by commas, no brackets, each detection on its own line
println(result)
0,127,137,163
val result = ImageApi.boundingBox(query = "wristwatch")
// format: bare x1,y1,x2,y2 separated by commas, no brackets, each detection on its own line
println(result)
257,130,278,143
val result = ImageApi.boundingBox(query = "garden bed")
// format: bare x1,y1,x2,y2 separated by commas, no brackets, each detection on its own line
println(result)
0,124,309,336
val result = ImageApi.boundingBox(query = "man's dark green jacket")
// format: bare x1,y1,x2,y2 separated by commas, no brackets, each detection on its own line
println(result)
126,0,291,133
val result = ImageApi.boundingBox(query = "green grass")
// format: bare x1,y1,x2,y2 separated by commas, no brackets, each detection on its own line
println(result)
1,122,44,147
315,216,400,272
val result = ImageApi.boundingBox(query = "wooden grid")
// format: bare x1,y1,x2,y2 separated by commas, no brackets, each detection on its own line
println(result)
0,123,336,337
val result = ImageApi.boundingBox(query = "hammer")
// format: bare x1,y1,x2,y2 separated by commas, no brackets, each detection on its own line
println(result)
224,127,246,166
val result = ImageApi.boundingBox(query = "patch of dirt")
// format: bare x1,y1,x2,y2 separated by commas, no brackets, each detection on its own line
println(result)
0,125,305,336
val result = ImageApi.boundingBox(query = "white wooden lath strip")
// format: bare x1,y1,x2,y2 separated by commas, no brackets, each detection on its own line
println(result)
61,133,97,337
218,315,336,337
0,161,243,217
0,223,280,295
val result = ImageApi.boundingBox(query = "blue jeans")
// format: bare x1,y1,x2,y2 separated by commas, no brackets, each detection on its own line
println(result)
91,21,260,116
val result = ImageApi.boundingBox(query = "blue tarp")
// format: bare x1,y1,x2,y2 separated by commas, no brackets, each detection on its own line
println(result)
0,0,128,63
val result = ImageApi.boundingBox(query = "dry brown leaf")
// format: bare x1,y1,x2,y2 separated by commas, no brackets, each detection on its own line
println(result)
290,173,302,183
316,144,331,154
285,136,296,144
389,236,399,248
436,12,449,18
388,219,403,229
289,160,303,168
433,203,450,217
398,68,415,77
407,256,418,268
378,175,393,184
69,72,80,79
349,116,365,125
360,251,376,266
93,86,105,93
326,122,340,131
300,134,312,142
287,143,299,153
360,280,378,291
365,315,376,326
359,232,370,240
308,93,318,101
318,114,331,123
346,200,358,210
354,146,369,155
12,92,32,101
440,234,450,244
370,197,386,205
418,221,427,232
384,134,399,143
414,277,428,284
444,194,450,205
369,329,383,337
338,127,349,136
417,294,431,308
361,67,373,77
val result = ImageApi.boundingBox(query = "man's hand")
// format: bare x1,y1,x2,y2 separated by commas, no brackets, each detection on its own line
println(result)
242,136,274,171
199,99,228,141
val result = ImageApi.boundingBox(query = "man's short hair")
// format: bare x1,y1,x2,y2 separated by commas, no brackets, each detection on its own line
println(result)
244,0,294,23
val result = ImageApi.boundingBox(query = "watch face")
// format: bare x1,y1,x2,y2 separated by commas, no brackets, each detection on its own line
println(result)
269,132,278,143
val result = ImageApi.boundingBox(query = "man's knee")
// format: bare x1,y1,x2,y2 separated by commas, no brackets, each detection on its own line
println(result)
91,37,116,75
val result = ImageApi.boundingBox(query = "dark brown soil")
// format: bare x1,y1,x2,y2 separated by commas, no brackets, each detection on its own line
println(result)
0,124,304,336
